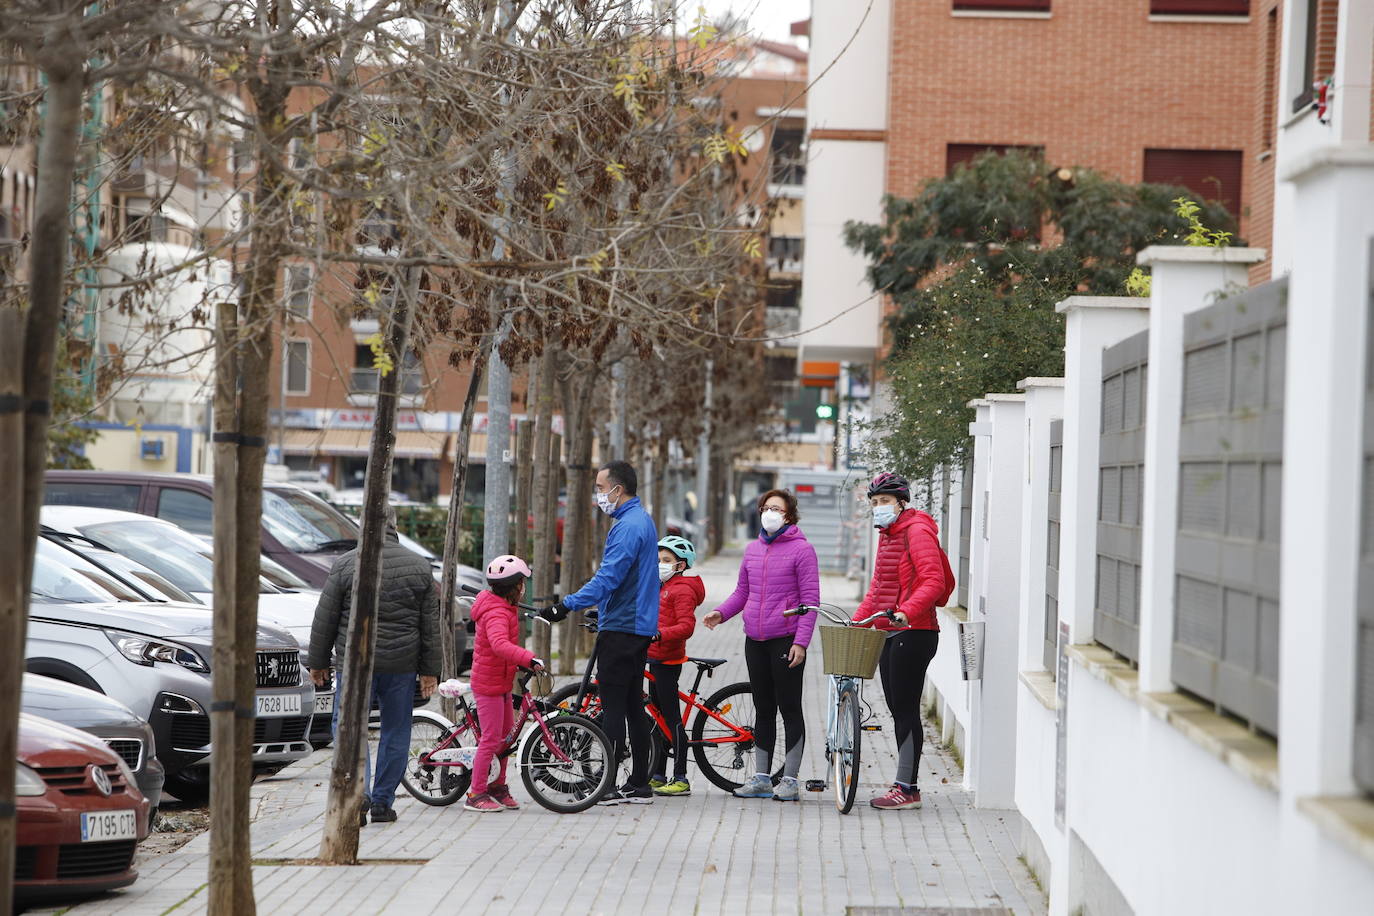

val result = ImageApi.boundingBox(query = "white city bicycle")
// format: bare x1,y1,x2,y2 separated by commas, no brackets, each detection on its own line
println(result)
783,604,895,814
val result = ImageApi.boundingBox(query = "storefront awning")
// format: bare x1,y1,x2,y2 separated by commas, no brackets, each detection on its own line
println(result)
282,428,451,459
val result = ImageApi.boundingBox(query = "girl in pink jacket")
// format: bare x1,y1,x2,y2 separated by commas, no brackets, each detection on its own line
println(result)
464,556,543,813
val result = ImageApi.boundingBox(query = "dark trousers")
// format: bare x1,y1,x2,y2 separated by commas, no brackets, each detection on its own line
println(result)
877,629,940,789
647,661,688,781
596,630,653,790
331,669,415,808
743,635,807,778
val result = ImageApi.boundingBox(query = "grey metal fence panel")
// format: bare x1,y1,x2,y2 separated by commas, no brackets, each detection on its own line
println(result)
1045,420,1063,673
1357,242,1374,794
1096,329,1149,662
958,456,974,608
1174,279,1287,737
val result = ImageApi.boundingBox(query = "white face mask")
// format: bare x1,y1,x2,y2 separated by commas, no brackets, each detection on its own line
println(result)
658,562,677,583
760,509,784,533
595,485,620,516
873,505,899,528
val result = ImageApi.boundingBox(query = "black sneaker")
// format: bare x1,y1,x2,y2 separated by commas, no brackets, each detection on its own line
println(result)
597,786,629,806
620,785,654,805
369,804,398,823
359,806,368,827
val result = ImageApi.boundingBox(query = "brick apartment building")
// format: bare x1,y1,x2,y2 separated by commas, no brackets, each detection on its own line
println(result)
799,0,1270,444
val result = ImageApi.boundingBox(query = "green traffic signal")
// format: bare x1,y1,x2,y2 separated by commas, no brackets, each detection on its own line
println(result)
815,403,835,420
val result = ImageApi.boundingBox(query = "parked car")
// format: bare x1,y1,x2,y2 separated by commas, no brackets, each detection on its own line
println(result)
26,538,313,804
43,470,485,593
13,713,151,907
20,674,164,823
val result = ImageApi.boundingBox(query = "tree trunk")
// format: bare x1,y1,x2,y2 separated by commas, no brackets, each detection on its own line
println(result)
0,310,27,901
208,300,246,910
651,436,667,533
514,418,532,562
319,272,417,864
558,375,596,673
529,350,556,606
439,359,484,719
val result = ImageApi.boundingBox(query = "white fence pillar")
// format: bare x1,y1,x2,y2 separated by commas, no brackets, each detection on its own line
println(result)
1054,297,1152,647
1279,148,1374,803
1135,247,1265,694
968,394,1026,809
1017,378,1065,673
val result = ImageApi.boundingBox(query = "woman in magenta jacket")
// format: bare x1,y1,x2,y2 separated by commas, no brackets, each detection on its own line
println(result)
853,473,955,812
703,488,819,802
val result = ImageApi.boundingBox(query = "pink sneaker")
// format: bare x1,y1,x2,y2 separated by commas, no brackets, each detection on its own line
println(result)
463,792,505,813
870,784,922,810
488,783,520,810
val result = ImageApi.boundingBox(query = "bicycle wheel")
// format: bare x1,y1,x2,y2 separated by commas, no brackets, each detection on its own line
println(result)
402,710,476,806
832,686,861,815
520,714,615,813
545,681,663,787
690,682,759,793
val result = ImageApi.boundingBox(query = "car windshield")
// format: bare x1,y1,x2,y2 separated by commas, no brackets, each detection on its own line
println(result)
32,540,131,603
78,519,215,595
262,487,358,552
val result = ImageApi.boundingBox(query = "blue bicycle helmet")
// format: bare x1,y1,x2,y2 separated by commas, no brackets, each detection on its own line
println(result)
657,535,697,569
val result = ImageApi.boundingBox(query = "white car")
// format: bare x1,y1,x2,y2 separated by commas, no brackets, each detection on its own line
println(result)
40,506,334,745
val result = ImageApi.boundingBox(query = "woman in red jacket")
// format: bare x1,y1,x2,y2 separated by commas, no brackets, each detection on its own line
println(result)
853,473,955,811
648,535,705,796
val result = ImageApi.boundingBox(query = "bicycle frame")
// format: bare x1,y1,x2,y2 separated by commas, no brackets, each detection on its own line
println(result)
569,633,753,749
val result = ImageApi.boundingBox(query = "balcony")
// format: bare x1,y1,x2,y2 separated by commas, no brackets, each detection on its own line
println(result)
765,306,802,344
768,237,804,277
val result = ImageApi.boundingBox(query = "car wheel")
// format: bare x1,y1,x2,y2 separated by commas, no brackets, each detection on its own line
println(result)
163,773,211,806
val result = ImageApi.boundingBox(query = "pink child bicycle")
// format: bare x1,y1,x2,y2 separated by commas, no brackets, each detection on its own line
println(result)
401,616,615,814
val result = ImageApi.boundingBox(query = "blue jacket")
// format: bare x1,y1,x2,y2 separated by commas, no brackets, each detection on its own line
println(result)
563,496,659,637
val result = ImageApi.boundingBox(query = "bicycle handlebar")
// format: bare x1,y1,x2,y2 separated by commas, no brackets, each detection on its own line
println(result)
783,605,898,627
460,581,548,616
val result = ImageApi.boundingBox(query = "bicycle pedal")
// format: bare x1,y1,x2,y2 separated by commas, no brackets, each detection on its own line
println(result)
804,779,826,792
861,725,882,732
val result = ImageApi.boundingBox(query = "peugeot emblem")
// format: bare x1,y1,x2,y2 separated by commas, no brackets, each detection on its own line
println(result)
90,765,112,797
267,656,280,678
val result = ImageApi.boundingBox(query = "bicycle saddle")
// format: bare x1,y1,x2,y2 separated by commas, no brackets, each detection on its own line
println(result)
689,656,728,669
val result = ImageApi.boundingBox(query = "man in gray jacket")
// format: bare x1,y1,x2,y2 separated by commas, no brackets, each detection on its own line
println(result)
308,507,439,824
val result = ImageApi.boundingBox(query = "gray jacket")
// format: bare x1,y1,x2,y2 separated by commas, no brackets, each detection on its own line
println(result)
307,532,441,677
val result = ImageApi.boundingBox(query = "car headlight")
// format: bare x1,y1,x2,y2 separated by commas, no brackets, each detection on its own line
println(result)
106,632,210,673
15,763,46,797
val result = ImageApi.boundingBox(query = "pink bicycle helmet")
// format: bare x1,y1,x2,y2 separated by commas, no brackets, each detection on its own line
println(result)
867,472,911,503
485,555,532,586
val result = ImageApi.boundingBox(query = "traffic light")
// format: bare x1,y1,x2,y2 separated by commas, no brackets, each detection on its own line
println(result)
815,403,835,420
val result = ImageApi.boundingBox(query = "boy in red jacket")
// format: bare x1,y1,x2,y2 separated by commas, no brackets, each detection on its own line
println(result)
648,536,705,796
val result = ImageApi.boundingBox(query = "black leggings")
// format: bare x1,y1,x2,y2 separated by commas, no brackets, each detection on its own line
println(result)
877,629,940,789
596,631,653,789
647,662,688,781
743,636,806,779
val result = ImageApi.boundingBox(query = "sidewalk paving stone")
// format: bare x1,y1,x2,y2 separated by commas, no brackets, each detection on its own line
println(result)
41,550,1045,916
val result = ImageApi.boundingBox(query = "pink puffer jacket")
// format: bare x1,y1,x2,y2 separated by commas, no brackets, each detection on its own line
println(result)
713,526,820,647
469,590,535,696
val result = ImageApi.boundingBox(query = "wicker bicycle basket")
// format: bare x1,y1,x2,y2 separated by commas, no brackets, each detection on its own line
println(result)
819,625,888,679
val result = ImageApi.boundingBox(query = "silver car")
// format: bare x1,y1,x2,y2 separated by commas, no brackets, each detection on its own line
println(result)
20,674,165,822
26,539,313,804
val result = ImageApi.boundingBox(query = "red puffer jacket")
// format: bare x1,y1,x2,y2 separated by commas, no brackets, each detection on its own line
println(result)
469,590,535,696
650,574,705,663
853,508,954,631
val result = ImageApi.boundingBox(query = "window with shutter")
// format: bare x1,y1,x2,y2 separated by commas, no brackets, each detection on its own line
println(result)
953,0,1051,11
946,143,1044,175
1150,0,1249,15
1294,0,1339,112
1142,148,1244,219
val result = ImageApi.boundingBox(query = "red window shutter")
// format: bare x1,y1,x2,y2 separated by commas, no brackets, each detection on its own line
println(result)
1143,149,1244,218
953,0,1051,11
1150,0,1249,14
946,143,1044,176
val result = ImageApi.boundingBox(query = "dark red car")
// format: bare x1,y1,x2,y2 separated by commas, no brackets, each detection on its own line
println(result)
14,713,151,906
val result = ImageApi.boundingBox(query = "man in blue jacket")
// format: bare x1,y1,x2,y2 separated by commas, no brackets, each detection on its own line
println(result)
543,460,659,804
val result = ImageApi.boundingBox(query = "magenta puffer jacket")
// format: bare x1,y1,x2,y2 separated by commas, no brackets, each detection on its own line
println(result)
713,526,820,647
469,590,535,697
